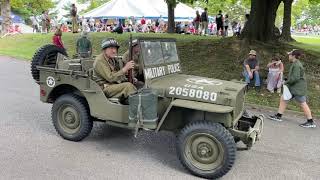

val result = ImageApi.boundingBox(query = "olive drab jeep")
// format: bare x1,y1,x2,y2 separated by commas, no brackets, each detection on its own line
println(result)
31,38,264,179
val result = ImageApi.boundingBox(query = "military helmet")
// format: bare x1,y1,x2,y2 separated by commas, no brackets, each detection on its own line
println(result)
101,38,120,49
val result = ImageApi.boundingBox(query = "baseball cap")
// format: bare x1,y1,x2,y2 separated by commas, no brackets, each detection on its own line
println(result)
249,50,257,56
287,49,298,55
287,49,304,59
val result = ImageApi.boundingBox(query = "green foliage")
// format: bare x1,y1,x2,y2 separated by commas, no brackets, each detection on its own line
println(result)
164,0,178,8
193,0,250,22
10,0,54,17
276,0,309,27
78,0,110,14
299,3,320,25
275,0,320,27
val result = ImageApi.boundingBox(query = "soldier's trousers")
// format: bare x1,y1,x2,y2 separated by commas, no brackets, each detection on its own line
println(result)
103,82,137,98
72,16,78,33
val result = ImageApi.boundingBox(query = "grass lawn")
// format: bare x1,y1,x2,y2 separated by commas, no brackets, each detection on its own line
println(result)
0,33,319,115
292,36,320,54
0,33,218,60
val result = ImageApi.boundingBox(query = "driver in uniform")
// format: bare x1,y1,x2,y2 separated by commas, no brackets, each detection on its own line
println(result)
93,38,136,101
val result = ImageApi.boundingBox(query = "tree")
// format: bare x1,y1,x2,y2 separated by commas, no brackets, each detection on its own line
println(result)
298,1,320,25
77,0,110,14
241,0,320,42
165,0,209,33
11,0,54,16
0,0,11,35
241,0,282,42
280,0,294,41
279,0,320,41
0,0,54,35
164,0,178,33
195,0,250,26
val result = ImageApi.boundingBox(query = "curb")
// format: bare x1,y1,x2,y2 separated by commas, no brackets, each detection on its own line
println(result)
245,103,319,119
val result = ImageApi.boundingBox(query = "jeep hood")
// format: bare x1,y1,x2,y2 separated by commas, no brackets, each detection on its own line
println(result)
149,74,246,107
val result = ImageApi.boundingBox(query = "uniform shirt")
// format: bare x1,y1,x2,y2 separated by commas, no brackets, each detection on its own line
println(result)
122,50,141,77
244,58,259,70
71,7,77,17
93,53,126,86
285,60,307,96
76,37,92,54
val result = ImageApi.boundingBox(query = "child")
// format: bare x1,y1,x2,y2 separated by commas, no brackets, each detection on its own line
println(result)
266,56,284,93
52,28,64,49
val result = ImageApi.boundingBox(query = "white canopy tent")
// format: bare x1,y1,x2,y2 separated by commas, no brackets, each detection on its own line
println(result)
83,0,199,21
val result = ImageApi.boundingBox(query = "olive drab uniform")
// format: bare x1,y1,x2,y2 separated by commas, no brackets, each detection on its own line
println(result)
93,53,136,98
122,50,142,77
71,6,78,33
76,37,92,58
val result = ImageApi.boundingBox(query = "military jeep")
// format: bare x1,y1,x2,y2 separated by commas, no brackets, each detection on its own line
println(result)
31,37,264,179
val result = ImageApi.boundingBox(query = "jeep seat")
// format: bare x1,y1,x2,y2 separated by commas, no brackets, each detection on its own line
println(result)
81,59,94,73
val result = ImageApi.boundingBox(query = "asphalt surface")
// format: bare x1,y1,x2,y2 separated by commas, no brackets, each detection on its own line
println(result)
0,56,319,180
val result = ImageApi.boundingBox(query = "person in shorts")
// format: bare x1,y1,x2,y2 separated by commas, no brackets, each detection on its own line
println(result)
268,49,316,128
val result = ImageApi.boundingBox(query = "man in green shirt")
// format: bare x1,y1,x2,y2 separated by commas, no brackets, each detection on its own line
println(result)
76,31,92,58
93,38,136,102
269,49,316,128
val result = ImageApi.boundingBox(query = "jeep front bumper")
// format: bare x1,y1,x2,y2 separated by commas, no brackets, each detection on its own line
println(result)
229,114,264,149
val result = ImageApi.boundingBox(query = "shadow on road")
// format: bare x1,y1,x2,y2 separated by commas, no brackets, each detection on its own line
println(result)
85,123,186,173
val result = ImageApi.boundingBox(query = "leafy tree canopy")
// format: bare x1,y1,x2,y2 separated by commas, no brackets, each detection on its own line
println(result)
193,0,250,22
275,0,320,28
77,0,110,14
9,0,54,17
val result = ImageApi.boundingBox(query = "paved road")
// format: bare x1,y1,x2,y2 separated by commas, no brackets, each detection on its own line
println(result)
0,56,319,180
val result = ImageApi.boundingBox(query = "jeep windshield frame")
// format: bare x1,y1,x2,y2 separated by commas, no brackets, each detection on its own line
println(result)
139,38,179,67
137,38,182,82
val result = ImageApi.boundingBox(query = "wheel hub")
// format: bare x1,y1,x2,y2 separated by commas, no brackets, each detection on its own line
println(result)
198,143,213,158
58,105,81,133
65,112,75,124
185,133,224,171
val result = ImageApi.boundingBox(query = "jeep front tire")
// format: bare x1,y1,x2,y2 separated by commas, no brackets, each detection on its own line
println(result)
52,94,93,141
177,121,236,179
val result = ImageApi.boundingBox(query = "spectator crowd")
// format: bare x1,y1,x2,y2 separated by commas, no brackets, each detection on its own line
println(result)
27,4,243,37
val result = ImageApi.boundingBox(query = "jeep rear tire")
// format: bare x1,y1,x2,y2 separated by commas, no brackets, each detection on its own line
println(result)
31,44,67,83
177,121,236,179
52,94,93,141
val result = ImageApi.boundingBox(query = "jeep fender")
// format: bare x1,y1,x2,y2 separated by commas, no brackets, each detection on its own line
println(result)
156,99,234,132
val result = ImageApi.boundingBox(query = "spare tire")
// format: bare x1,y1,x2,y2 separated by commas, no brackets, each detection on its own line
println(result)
31,44,68,83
